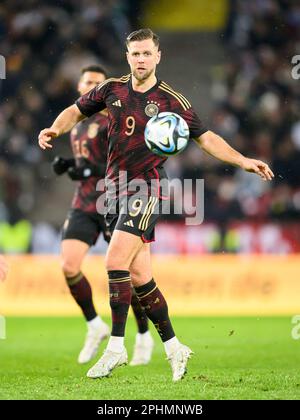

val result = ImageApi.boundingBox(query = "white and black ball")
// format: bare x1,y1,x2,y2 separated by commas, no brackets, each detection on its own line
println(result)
144,112,190,157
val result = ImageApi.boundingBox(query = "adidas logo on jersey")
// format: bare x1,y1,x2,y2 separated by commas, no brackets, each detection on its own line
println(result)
124,220,134,227
112,99,121,107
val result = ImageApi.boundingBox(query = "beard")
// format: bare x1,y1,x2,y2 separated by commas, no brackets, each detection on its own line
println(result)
132,67,154,81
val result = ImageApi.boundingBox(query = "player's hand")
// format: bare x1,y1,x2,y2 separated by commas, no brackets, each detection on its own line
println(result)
240,158,274,181
38,128,59,150
52,157,75,175
0,255,8,282
67,166,93,181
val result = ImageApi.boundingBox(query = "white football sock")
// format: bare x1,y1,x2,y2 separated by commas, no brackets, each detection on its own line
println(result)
87,315,102,330
163,336,180,357
136,331,152,345
106,336,125,353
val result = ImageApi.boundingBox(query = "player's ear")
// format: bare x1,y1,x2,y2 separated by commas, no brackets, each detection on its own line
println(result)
156,50,161,64
126,51,130,64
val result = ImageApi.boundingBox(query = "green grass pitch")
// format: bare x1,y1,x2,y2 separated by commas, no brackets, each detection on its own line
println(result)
0,316,299,400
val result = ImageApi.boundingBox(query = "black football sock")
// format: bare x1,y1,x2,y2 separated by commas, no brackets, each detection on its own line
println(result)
108,270,132,337
135,279,175,342
65,272,97,321
131,288,149,334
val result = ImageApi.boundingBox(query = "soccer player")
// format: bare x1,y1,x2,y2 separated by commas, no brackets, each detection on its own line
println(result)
38,29,274,381
52,65,154,365
0,255,8,282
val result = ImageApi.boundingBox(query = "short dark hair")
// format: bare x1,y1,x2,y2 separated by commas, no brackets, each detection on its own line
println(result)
80,65,107,78
126,28,159,48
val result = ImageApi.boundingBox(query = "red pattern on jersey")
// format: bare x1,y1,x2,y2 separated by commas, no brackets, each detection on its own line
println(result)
76,75,207,198
71,112,108,213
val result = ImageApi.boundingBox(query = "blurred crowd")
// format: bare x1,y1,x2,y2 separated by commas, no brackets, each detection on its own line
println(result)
0,0,137,228
166,0,300,229
0,0,299,253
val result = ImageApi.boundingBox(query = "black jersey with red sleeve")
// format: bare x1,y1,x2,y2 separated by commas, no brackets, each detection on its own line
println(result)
75,75,207,198
70,112,108,213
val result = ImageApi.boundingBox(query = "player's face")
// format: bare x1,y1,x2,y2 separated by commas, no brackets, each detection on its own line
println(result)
126,39,161,81
78,71,106,95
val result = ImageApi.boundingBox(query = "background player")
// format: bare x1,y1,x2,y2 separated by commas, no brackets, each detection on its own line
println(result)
38,29,274,381
52,65,154,365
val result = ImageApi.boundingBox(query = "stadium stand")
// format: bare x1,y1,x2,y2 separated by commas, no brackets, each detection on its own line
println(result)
0,0,299,253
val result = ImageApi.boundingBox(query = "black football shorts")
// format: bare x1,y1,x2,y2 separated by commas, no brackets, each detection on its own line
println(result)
105,166,169,243
62,208,111,245
105,194,166,243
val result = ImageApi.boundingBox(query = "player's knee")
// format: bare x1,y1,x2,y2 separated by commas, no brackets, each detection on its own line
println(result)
130,261,152,287
104,253,113,271
61,258,81,278
130,267,142,284
105,253,129,272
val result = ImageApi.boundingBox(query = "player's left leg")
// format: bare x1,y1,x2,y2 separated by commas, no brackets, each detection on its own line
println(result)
129,246,154,366
129,244,193,381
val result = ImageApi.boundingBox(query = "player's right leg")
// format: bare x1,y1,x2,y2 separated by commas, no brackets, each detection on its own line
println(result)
61,210,110,364
86,229,144,379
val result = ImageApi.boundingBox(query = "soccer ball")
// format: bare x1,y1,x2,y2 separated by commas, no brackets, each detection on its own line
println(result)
144,112,190,157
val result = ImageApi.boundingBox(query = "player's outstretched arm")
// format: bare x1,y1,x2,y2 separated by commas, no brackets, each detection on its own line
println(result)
38,104,85,150
0,255,8,282
194,130,274,181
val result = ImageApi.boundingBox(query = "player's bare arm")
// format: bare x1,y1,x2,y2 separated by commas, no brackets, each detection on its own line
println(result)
38,104,85,150
0,255,8,282
194,130,274,181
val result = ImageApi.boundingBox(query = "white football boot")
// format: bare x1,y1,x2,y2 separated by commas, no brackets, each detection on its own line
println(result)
167,344,193,382
129,331,154,366
87,348,128,378
78,321,110,364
